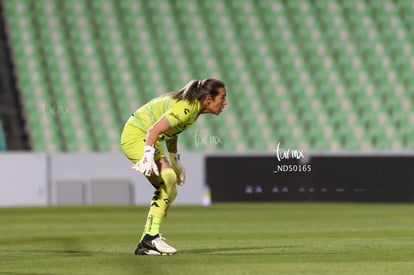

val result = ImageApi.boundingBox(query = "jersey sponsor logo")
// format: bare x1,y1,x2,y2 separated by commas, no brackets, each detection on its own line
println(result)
184,108,190,115
168,112,181,122
159,126,185,140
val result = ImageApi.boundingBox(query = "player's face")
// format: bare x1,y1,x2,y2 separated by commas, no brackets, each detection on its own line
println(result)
209,87,227,115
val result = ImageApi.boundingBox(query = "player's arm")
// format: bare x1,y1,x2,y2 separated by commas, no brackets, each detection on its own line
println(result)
146,116,171,146
166,136,178,154
166,135,185,184
147,116,186,184
131,116,171,176
166,133,186,185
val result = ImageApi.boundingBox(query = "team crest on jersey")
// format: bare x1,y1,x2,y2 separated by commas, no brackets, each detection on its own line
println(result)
184,108,190,115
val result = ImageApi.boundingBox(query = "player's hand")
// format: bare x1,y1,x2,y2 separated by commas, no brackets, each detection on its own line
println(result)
169,153,186,185
132,146,159,176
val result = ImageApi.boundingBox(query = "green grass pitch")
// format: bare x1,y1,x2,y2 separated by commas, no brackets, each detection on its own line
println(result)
1,203,414,275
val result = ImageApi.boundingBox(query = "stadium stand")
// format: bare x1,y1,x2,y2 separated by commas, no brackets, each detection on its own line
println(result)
0,120,5,151
2,0,413,152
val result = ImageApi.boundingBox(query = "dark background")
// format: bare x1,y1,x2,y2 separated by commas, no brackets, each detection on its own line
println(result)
206,155,414,202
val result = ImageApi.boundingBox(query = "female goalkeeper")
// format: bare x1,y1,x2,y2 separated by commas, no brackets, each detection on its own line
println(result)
120,79,227,255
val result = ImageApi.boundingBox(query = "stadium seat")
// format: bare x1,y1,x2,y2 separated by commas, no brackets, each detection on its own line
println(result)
0,120,6,151
3,0,413,152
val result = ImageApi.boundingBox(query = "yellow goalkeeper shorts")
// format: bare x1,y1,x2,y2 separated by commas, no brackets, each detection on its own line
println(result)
120,117,166,163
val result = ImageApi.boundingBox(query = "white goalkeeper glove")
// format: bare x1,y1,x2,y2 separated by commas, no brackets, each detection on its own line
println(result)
132,146,159,176
169,152,186,185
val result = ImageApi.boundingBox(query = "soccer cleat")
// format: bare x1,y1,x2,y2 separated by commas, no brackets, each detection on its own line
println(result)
134,234,177,256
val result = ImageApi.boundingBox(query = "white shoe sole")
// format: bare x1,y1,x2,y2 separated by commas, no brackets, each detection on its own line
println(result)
144,249,175,256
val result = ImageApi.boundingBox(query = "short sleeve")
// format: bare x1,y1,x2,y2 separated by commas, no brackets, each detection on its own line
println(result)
163,100,196,129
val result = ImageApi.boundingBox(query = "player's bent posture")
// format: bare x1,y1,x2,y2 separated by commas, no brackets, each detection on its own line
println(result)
120,79,227,255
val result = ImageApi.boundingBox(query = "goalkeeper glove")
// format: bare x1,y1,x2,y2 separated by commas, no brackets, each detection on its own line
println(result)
132,146,159,176
169,152,186,185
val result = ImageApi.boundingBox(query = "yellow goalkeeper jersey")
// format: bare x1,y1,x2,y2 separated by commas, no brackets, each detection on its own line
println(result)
130,96,200,140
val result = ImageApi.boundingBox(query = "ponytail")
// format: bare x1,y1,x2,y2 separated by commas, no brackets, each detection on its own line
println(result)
170,78,225,104
180,80,199,103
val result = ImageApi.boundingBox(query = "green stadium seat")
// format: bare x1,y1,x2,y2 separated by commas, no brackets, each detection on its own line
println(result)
0,120,6,151
3,0,413,152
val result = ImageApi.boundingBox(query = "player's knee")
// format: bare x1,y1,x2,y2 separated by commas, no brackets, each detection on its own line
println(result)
160,168,177,186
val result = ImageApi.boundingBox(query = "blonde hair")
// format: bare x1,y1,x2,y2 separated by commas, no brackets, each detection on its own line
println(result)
170,79,225,104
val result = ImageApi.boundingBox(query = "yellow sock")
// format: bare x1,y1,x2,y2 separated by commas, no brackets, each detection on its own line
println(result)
140,168,177,241
146,215,162,235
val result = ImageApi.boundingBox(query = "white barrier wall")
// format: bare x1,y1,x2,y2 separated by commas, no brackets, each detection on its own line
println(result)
0,153,48,206
0,152,205,207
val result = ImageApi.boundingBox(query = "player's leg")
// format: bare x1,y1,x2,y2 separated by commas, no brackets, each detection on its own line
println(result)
142,159,177,233
121,125,178,255
137,157,178,255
